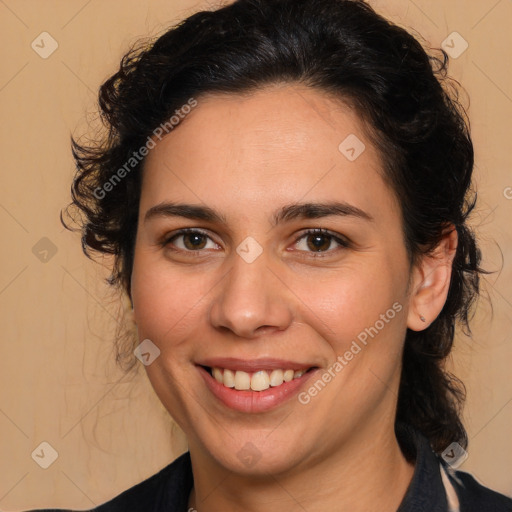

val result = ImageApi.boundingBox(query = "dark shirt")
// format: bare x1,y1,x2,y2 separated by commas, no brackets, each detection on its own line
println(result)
27,425,512,511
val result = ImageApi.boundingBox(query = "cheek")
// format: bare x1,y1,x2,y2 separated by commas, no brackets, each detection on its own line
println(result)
130,257,208,426
298,274,407,416
292,262,409,410
130,252,200,345
289,261,407,350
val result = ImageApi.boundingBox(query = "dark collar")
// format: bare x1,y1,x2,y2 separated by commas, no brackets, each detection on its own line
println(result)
396,423,448,512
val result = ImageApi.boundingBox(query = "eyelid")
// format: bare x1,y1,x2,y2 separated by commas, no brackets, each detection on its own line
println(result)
162,228,220,251
290,228,350,255
162,227,350,255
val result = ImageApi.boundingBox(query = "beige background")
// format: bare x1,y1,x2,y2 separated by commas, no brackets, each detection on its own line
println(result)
0,0,511,509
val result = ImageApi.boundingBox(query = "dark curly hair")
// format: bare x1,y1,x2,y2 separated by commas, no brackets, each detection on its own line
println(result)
65,0,483,453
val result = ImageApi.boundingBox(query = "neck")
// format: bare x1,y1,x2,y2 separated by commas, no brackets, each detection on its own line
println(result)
187,421,415,512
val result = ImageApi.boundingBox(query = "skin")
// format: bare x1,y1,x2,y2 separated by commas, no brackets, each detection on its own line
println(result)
130,84,457,511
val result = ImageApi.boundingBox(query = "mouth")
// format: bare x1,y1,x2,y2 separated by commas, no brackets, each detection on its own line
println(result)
201,365,315,391
196,359,319,413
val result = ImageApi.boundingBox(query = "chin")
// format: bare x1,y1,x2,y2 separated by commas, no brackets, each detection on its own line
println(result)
195,428,312,477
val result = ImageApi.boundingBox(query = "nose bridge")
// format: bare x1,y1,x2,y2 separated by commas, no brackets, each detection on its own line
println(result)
208,245,293,338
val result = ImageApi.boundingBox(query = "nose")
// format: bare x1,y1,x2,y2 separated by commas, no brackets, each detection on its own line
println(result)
208,249,294,339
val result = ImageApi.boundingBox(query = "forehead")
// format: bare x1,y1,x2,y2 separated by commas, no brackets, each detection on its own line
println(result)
140,84,399,224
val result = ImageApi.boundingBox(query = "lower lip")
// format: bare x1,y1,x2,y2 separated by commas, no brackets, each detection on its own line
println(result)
197,366,317,413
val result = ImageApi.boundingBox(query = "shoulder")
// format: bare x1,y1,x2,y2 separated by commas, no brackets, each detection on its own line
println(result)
446,465,512,511
24,452,193,512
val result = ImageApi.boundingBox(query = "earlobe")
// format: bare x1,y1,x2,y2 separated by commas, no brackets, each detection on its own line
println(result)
407,227,458,331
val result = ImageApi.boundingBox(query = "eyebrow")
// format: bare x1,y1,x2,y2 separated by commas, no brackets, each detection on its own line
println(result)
271,201,373,225
143,201,373,225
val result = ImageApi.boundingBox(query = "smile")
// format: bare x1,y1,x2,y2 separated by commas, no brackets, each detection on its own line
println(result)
207,367,310,391
197,360,319,413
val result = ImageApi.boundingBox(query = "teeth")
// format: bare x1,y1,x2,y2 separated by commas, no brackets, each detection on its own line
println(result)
283,369,294,382
234,370,251,390
269,369,284,387
213,367,223,383
210,367,309,391
251,371,270,391
223,369,235,388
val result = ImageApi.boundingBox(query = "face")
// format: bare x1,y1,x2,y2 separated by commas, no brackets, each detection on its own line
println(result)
131,84,415,475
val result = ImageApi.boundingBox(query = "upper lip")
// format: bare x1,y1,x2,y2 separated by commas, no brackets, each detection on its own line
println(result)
197,357,317,372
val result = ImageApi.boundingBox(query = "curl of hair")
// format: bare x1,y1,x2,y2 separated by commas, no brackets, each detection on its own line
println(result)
64,0,484,452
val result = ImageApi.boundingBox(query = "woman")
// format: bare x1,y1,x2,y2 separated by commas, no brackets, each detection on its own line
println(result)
33,0,512,510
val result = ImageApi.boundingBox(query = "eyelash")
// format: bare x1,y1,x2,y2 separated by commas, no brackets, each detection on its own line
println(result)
292,228,350,257
162,228,350,258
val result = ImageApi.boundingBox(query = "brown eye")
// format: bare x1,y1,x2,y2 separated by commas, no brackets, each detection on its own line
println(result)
293,228,349,255
182,232,208,250
306,233,332,252
165,229,218,252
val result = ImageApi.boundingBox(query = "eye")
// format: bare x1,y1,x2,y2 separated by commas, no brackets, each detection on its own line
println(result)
292,228,349,255
164,228,219,252
162,227,349,256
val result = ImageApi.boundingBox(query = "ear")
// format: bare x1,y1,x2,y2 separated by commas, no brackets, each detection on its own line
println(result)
407,226,458,331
